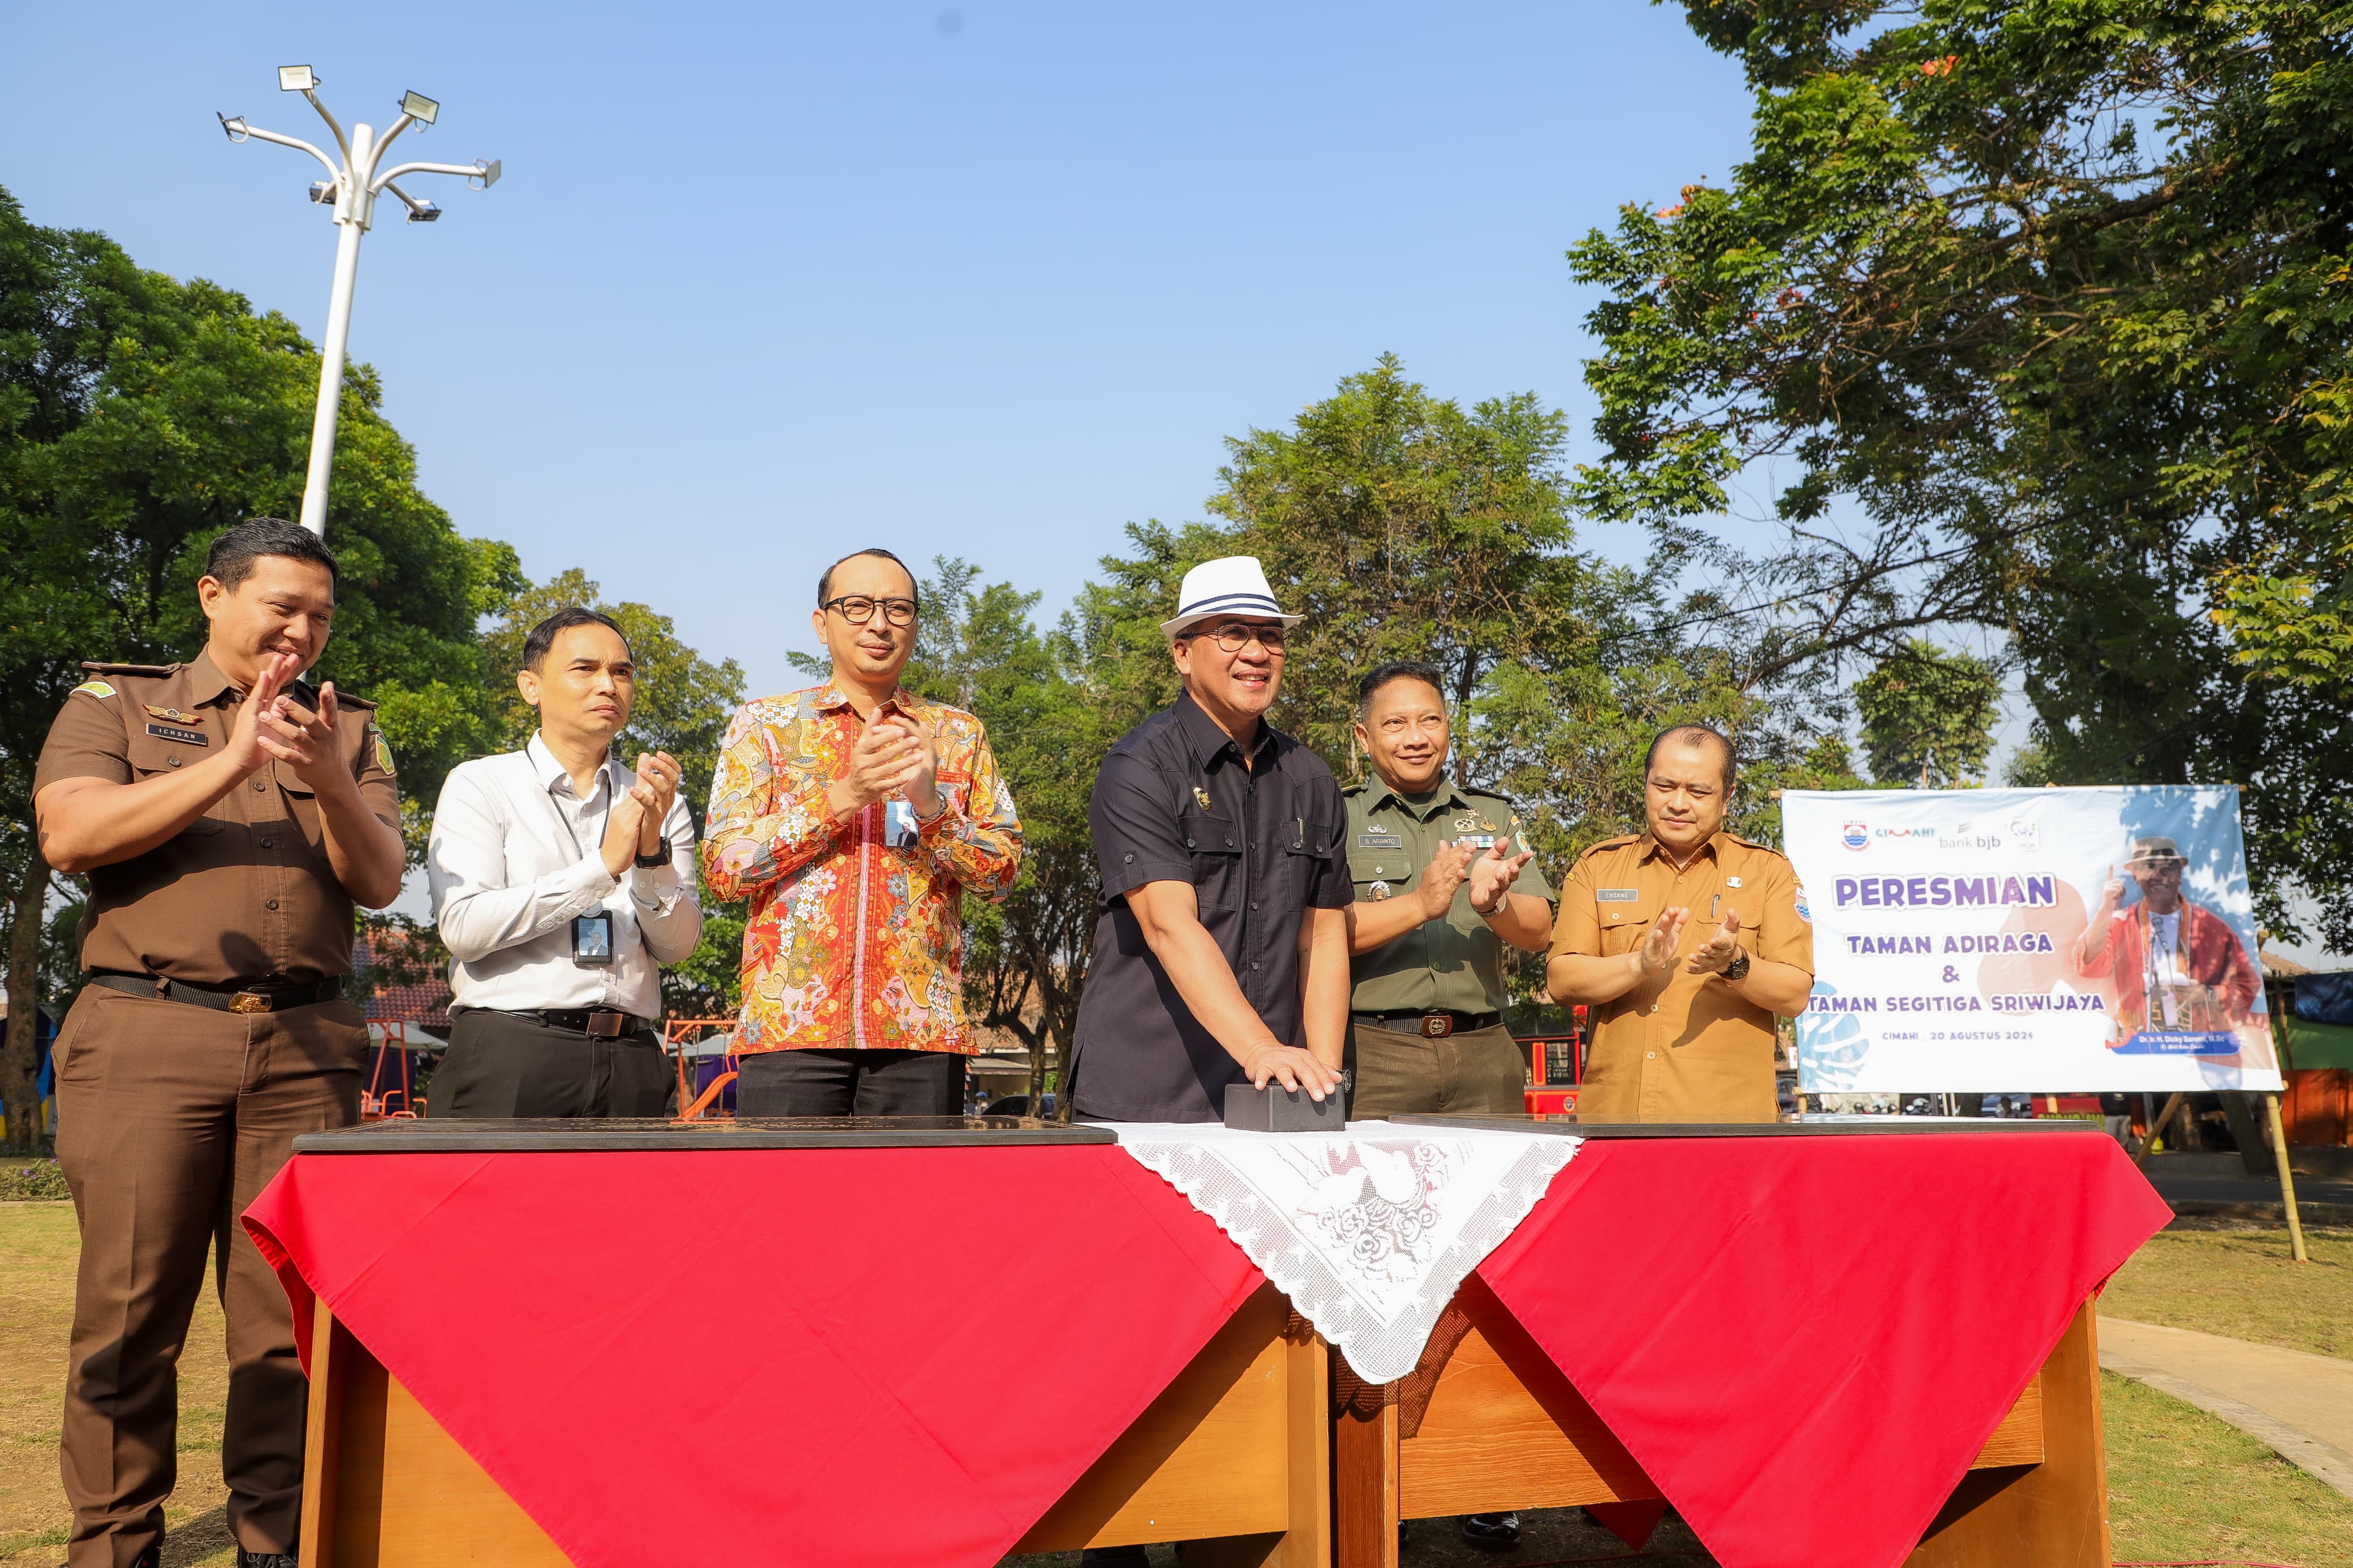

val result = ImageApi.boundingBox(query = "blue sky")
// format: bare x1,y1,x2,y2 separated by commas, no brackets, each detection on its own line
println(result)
2,1,1756,699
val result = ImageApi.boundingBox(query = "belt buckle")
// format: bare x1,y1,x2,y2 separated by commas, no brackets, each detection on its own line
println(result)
1421,1014,1451,1039
586,1010,626,1039
229,992,274,1015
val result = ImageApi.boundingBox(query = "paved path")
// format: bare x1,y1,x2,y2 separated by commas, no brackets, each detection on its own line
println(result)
2099,1316,2353,1499
2141,1169,2353,1226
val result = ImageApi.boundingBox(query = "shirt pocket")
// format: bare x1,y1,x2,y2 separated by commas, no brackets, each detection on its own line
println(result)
272,760,327,855
1596,890,1660,956
1281,813,1341,902
1179,804,1244,911
126,733,228,837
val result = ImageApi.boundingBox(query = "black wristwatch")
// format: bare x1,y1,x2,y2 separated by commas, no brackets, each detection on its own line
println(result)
1723,947,1752,983
634,842,670,870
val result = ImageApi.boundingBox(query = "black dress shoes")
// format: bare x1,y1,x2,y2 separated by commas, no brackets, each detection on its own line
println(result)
1460,1511,1522,1550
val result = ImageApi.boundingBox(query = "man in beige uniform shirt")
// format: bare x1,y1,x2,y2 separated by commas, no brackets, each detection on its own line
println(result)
1547,725,1813,1122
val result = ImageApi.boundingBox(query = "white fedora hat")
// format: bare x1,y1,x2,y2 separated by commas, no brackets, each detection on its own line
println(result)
1160,555,1303,639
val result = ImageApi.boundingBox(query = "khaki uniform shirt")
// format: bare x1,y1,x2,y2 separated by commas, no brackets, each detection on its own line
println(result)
1550,829,1812,1122
1344,778,1554,1016
32,652,400,986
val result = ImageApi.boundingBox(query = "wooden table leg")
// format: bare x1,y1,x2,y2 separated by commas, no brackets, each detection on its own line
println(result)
1906,1303,2111,1567
1333,1387,1400,1568
297,1296,348,1568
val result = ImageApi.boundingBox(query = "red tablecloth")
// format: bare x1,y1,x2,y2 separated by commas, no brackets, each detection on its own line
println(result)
245,1130,2169,1568
1476,1132,2170,1568
244,1146,1262,1568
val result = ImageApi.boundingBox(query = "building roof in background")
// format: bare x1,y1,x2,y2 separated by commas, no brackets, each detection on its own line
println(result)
2262,947,2314,979
354,931,453,1032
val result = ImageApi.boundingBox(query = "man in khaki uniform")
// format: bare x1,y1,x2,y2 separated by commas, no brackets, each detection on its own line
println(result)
1548,724,1813,1123
1343,661,1553,1119
33,519,405,1568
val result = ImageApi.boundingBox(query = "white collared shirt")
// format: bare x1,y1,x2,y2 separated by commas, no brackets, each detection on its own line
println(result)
426,733,701,1018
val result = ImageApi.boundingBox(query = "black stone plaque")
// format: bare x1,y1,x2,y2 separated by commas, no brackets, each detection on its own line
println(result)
292,1116,1116,1153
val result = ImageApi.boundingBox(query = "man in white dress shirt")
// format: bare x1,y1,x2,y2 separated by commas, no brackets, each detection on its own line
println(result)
425,608,702,1117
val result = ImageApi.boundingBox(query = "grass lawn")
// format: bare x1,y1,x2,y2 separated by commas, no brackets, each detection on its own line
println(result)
2101,1222,2353,1358
6,1203,2352,1567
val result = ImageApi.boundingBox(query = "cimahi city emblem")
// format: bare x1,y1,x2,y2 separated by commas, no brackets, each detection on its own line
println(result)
1841,821,1869,851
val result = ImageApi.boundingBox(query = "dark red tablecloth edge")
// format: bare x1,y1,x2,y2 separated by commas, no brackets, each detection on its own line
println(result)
1472,1132,2173,1568
243,1145,1270,1568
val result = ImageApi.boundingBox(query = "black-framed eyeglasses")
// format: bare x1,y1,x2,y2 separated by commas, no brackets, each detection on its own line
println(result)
824,595,918,627
1192,621,1287,654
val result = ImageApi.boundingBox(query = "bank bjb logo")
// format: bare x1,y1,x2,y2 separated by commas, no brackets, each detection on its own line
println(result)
1841,821,1869,850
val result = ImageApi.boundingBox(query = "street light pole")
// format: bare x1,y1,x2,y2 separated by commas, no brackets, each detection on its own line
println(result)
219,67,500,538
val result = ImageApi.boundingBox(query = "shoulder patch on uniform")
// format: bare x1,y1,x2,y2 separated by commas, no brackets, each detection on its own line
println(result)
72,679,118,700
79,661,176,677
372,728,396,774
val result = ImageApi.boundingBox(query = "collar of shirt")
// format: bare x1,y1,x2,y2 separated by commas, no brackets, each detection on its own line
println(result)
813,682,929,721
1360,775,1469,821
1637,829,1729,868
527,731,617,805
1175,689,1275,772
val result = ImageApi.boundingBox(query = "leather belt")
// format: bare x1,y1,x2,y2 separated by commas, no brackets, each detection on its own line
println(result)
1352,1010,1503,1040
92,972,343,1015
505,1007,651,1039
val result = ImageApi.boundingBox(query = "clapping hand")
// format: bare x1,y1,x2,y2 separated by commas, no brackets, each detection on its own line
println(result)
1686,909,1743,975
843,709,927,808
631,751,682,856
224,648,304,776
1466,837,1534,915
257,676,347,793
1637,906,1690,977
1416,840,1476,919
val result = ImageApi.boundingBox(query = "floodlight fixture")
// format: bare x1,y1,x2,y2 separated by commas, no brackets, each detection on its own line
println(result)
217,63,503,537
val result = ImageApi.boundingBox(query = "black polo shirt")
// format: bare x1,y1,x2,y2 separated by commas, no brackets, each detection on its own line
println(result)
1070,692,1351,1122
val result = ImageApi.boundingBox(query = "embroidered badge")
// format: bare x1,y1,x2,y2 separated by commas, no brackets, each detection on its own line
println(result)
1192,785,1212,809
1597,888,1640,902
145,723,208,747
1726,875,1744,889
373,729,396,774
142,703,198,724
73,679,117,700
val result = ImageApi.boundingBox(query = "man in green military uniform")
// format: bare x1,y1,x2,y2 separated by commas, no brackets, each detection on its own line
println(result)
1342,661,1554,1120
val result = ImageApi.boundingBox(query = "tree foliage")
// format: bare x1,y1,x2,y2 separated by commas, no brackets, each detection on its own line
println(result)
1569,0,2353,942
1854,639,2002,787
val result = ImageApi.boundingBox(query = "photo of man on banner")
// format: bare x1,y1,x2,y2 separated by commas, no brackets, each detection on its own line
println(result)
2075,835,2262,1054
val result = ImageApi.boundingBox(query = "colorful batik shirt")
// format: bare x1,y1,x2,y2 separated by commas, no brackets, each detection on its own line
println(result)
702,683,1022,1054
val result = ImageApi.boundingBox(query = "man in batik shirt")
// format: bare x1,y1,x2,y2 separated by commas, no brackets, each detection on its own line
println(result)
703,548,1022,1115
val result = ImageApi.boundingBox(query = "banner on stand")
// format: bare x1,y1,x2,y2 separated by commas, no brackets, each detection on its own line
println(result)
1782,786,2281,1092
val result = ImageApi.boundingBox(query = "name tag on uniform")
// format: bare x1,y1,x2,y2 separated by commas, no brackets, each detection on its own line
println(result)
145,723,208,746
1357,833,1404,848
1597,888,1639,902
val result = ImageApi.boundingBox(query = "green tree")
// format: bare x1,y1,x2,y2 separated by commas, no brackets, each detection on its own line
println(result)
1853,640,2001,787
1566,0,2353,944
477,571,747,1019
0,186,520,1147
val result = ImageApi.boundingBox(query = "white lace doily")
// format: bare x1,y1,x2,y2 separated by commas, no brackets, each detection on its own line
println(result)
1106,1123,1580,1383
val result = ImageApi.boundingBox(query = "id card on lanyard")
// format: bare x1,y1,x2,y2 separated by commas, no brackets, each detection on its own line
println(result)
547,761,618,969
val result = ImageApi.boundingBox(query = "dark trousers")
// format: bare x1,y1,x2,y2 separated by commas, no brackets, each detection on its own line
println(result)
734,1048,965,1117
1344,1020,1527,1119
426,1009,671,1119
53,983,366,1566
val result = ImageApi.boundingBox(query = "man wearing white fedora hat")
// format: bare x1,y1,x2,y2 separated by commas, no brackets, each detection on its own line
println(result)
1067,555,1350,1131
